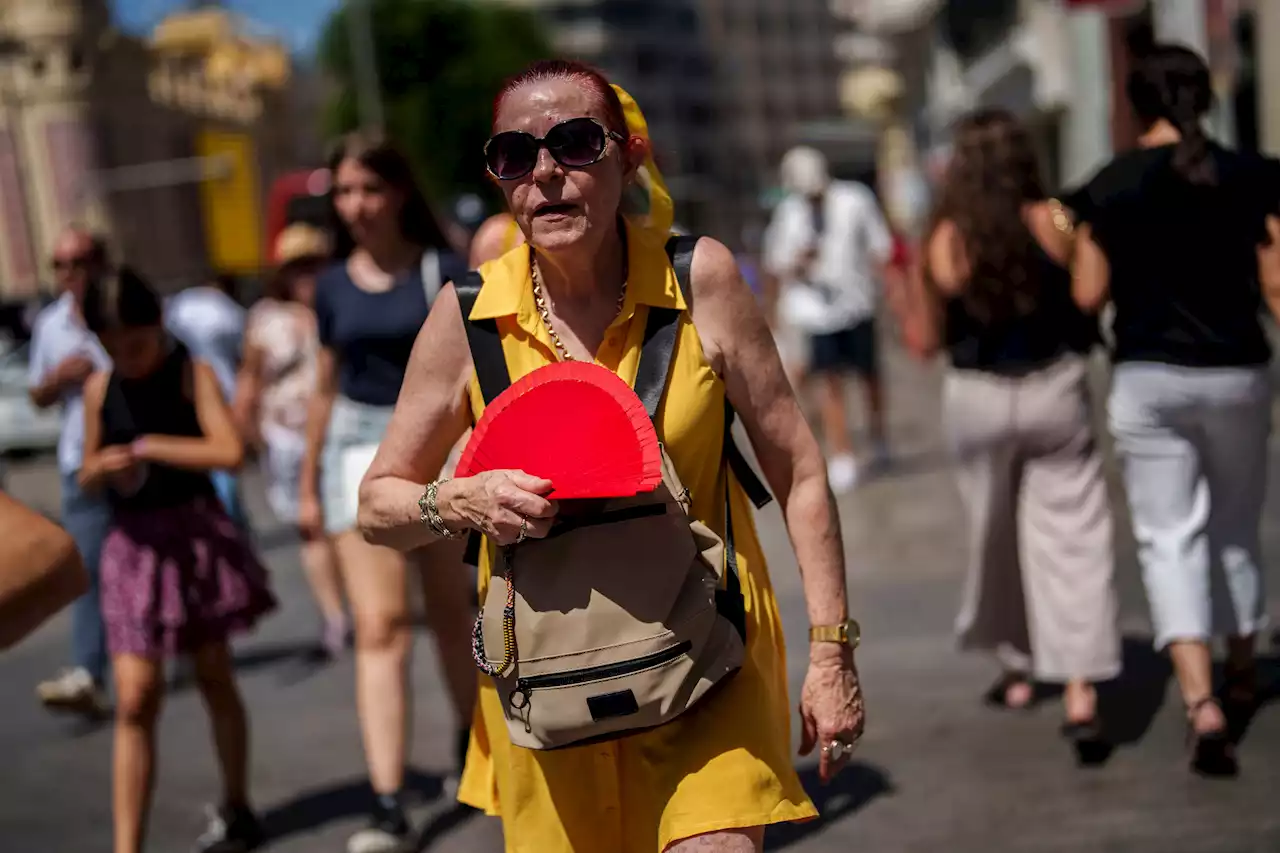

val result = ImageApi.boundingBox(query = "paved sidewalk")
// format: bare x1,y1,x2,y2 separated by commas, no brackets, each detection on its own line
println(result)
2,345,1278,852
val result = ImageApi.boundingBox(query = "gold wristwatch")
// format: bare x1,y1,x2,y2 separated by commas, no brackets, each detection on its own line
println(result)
809,618,861,648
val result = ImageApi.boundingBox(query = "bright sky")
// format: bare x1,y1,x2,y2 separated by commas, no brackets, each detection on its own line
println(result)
112,0,343,53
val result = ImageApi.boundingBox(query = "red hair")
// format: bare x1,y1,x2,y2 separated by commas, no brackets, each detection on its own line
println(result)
494,59,629,137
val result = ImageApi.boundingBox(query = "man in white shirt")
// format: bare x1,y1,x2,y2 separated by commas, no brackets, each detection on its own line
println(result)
164,274,247,527
766,147,893,493
27,227,113,717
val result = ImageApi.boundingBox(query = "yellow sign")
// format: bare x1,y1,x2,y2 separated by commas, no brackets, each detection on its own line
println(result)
196,129,262,273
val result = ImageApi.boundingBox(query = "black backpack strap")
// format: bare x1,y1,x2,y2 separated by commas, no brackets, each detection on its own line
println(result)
455,270,511,566
638,235,769,642
455,271,511,406
662,235,773,512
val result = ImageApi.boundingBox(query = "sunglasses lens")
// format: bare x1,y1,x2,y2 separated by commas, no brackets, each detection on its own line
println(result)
546,119,608,168
486,132,538,180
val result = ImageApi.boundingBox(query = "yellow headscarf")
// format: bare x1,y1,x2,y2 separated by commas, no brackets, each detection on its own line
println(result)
498,83,675,253
613,84,675,238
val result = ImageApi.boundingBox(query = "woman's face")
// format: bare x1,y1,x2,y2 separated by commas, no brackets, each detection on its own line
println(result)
333,157,403,247
492,78,643,254
99,326,166,380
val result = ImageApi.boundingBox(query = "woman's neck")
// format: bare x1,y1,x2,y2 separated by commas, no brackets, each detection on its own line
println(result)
356,235,420,275
534,224,626,308
1137,118,1182,149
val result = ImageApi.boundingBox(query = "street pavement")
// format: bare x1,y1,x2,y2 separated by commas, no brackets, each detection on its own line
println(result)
3,343,1280,852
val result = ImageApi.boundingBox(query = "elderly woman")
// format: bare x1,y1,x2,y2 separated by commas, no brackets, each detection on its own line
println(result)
358,60,864,852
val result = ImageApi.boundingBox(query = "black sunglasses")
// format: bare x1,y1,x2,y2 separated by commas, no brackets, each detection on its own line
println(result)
484,117,626,181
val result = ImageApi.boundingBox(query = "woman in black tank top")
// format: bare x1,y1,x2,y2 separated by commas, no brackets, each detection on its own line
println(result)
77,268,275,851
1072,44,1280,778
893,109,1119,762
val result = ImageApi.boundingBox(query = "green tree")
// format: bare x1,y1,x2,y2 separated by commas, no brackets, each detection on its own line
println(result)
318,0,551,205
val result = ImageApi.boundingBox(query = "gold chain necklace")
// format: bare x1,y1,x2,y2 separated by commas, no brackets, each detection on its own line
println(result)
531,256,627,362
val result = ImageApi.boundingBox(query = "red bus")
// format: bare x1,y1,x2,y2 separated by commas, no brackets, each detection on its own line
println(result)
263,168,332,264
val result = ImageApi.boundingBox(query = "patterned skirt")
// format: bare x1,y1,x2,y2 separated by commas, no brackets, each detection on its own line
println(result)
100,498,277,658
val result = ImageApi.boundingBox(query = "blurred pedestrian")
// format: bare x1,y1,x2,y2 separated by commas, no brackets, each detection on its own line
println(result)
468,210,525,266
898,108,1117,759
765,146,894,493
1072,44,1280,777
0,491,87,652
234,224,348,660
28,226,113,719
165,273,248,528
297,132,476,851
79,267,275,852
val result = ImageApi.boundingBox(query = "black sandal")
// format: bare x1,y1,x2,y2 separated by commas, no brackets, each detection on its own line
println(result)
1186,697,1238,778
1221,662,1258,712
1061,715,1110,766
983,672,1034,711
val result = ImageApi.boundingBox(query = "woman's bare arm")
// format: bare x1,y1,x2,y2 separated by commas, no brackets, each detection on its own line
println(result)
299,346,339,501
1072,224,1110,314
133,361,243,471
358,284,476,551
1257,215,1280,324
231,340,265,446
0,492,87,650
688,238,849,641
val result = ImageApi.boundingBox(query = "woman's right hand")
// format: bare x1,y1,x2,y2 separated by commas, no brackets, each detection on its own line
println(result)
440,471,557,546
297,490,324,542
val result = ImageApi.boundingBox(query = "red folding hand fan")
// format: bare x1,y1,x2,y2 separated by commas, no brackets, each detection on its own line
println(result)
455,361,663,500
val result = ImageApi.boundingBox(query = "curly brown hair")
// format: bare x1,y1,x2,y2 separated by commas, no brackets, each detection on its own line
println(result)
927,108,1047,325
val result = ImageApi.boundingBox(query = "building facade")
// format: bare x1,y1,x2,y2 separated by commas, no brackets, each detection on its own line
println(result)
505,0,856,247
0,2,305,299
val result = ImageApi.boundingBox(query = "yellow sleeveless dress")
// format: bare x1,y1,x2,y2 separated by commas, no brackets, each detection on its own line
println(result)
456,221,817,852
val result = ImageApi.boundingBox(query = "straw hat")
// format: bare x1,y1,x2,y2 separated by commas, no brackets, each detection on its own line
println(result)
273,223,330,266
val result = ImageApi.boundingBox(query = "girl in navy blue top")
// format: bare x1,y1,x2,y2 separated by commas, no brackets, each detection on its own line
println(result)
296,132,476,848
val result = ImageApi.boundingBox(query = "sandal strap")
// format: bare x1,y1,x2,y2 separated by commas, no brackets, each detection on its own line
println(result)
1186,696,1220,717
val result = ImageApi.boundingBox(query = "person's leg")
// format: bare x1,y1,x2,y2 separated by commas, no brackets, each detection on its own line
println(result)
192,642,250,806
301,535,349,654
413,538,477,783
112,654,165,853
190,642,264,851
849,318,887,462
1198,368,1271,707
666,826,764,852
1016,359,1119,726
1109,368,1221,738
38,473,112,716
945,370,1032,706
809,330,857,491
337,530,416,848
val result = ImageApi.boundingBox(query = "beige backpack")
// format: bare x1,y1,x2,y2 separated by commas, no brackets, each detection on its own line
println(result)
455,236,773,750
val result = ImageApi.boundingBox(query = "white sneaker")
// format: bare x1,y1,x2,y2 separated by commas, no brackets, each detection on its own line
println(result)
36,667,109,719
827,454,860,495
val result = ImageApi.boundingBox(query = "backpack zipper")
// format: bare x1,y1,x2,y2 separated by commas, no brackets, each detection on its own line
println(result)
509,640,692,716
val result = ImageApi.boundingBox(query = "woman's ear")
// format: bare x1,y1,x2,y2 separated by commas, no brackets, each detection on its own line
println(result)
623,136,649,181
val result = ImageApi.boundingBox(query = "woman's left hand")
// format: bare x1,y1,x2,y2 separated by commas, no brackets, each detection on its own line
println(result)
798,647,866,783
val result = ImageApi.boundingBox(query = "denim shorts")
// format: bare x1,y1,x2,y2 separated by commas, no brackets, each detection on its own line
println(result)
321,397,393,535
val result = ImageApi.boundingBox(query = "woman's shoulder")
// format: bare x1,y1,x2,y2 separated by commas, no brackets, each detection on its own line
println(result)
1082,148,1166,197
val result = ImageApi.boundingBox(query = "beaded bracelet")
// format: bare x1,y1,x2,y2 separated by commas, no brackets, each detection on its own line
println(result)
419,479,465,540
